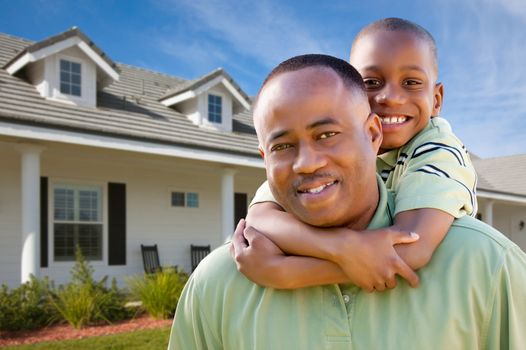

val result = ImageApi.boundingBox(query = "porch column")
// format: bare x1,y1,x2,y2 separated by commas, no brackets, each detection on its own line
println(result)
483,200,494,227
221,168,237,242
16,144,44,284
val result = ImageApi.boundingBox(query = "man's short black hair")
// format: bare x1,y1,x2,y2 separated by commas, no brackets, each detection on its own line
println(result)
352,17,438,73
254,54,366,110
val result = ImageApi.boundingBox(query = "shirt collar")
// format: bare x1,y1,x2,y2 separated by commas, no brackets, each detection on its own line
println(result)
367,174,394,230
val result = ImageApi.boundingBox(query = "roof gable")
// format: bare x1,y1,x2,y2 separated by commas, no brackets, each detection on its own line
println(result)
3,27,119,84
159,68,251,113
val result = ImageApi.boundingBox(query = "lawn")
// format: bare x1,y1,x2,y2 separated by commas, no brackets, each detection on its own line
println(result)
2,326,171,350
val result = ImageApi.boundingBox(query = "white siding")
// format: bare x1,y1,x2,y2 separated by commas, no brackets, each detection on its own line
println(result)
0,140,265,287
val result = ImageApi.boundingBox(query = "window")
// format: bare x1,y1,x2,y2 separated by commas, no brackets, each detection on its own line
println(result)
53,184,102,261
60,59,81,97
171,191,199,208
207,94,222,123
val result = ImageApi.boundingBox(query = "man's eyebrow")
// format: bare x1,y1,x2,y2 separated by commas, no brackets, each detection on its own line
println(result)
307,117,339,129
269,129,290,143
268,117,338,143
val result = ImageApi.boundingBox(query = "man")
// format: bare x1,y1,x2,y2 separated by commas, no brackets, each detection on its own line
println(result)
169,54,526,349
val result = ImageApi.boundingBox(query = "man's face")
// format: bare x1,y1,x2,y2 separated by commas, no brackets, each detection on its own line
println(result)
350,30,443,152
254,67,382,228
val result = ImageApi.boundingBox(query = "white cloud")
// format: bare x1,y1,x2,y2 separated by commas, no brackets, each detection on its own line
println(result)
158,0,339,68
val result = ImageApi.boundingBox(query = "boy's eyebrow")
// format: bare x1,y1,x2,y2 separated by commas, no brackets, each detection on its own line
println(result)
268,117,339,143
361,64,427,74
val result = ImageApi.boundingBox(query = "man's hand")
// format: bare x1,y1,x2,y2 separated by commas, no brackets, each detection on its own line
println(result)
333,228,420,292
230,219,289,288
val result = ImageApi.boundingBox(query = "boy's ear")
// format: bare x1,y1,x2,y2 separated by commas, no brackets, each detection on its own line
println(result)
433,82,444,115
366,112,383,153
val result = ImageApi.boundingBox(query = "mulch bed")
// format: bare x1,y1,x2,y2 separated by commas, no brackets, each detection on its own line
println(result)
0,314,172,346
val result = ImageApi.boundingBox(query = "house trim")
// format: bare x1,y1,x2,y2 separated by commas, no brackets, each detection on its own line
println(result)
5,34,119,82
477,189,526,205
0,120,264,168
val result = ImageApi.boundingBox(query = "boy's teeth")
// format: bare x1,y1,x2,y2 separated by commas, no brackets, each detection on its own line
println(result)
381,116,407,124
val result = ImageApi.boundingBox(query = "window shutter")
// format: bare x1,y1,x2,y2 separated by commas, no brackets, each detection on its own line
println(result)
40,177,48,268
108,183,126,265
234,193,248,226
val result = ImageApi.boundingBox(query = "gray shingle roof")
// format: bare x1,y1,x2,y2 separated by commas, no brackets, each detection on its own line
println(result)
0,32,259,158
473,154,526,196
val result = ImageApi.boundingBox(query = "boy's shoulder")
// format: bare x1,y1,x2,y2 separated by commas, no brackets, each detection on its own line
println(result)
400,117,466,154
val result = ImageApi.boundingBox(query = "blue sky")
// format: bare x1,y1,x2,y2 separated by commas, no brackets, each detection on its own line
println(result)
1,0,525,158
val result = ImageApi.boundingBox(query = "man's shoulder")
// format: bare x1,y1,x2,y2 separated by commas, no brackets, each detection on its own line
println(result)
192,244,236,280
447,216,520,256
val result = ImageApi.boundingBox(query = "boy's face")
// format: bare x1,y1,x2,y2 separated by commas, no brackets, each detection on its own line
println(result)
254,67,382,228
350,30,443,152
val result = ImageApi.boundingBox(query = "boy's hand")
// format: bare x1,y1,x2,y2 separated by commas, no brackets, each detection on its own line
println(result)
333,228,420,292
230,219,289,288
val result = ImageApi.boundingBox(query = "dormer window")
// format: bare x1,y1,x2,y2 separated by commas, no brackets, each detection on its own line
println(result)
60,59,82,97
207,94,222,123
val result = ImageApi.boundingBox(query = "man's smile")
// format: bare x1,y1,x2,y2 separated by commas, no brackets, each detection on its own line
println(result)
297,180,339,195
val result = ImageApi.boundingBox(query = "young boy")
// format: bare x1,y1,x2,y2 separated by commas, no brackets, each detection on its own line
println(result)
231,18,477,292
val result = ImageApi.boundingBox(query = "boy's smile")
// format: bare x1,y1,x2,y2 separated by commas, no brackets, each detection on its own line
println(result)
350,29,443,153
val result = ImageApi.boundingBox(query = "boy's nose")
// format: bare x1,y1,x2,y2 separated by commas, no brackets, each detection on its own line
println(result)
292,143,327,174
374,84,406,106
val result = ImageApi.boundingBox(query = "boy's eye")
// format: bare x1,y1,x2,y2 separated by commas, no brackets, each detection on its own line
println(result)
271,143,292,152
363,78,382,89
403,79,423,87
318,131,338,140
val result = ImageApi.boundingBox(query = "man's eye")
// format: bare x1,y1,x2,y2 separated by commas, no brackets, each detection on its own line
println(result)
271,144,292,152
319,132,338,140
363,78,382,89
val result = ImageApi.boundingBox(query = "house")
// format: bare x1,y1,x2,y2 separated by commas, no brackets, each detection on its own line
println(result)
1,28,524,288
473,154,526,250
0,28,266,288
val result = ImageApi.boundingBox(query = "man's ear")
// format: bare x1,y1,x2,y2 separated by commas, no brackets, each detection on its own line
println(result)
433,82,444,115
258,147,265,159
366,112,383,153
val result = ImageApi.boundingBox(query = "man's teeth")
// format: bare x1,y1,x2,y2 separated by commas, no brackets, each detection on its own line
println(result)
303,181,336,194
381,116,407,125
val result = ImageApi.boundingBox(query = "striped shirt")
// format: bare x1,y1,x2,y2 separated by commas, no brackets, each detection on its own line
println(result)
377,117,477,218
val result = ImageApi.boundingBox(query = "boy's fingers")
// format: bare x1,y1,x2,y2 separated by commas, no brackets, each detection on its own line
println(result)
243,225,264,242
391,230,419,245
232,219,248,248
395,258,420,288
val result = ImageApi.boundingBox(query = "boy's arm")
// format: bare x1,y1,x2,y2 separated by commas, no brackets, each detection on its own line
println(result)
245,202,420,291
230,219,349,289
390,209,453,269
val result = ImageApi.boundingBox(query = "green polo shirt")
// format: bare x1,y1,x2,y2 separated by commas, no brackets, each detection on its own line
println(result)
168,179,526,349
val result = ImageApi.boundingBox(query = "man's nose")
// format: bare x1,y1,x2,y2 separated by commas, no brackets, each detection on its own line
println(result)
374,83,406,106
292,142,327,174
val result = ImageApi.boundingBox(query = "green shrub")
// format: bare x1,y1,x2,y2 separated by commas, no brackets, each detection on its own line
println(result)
49,247,132,329
127,268,188,319
0,276,56,331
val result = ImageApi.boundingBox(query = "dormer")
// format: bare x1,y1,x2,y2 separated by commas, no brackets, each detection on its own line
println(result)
3,27,119,108
159,69,251,133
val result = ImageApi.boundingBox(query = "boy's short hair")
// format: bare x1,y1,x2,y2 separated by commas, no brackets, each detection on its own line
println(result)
352,17,438,73
253,54,366,110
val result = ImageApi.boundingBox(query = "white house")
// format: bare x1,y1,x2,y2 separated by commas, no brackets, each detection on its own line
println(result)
0,28,524,288
0,28,266,288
